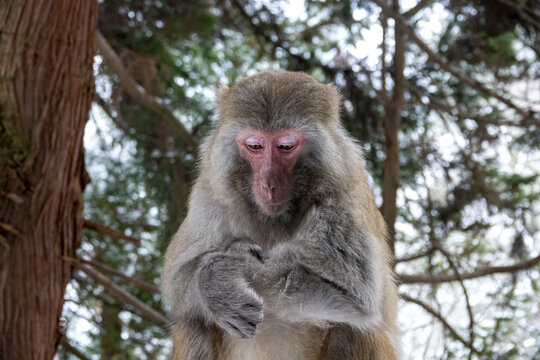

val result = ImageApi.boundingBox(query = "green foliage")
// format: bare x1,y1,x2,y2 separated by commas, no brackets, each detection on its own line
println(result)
60,0,540,359
487,31,517,66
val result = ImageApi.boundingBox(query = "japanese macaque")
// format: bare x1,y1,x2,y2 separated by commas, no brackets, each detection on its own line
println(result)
161,71,400,360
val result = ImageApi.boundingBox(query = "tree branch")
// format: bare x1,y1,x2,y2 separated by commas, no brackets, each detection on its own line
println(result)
83,220,141,246
406,80,540,128
434,245,475,359
77,264,168,328
369,0,537,123
60,338,91,360
95,31,197,149
381,0,406,254
400,294,482,354
79,257,160,294
231,0,313,69
494,0,540,30
395,248,435,264
403,0,434,18
399,254,540,284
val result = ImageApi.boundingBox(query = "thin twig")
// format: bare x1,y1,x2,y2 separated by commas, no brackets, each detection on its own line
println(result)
77,264,168,328
79,257,160,294
435,245,475,360
231,1,311,66
400,294,482,354
83,220,141,246
380,11,388,105
403,0,434,18
494,0,540,30
406,80,539,127
395,248,435,264
60,338,92,360
369,0,537,123
95,31,197,149
399,253,540,284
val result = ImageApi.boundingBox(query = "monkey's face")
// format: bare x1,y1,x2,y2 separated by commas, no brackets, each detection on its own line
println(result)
236,128,306,217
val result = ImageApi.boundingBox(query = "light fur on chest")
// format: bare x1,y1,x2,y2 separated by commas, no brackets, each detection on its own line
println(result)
221,316,327,360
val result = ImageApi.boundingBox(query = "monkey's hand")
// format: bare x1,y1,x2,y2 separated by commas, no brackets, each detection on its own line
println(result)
226,240,268,263
199,253,264,338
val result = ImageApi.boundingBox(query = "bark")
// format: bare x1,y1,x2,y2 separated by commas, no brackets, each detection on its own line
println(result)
380,0,406,254
0,1,97,359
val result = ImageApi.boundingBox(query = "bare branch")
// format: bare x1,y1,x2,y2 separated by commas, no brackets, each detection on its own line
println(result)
83,220,141,246
435,245,475,359
94,93,128,129
403,0,434,18
231,0,312,68
60,338,91,360
381,0,406,253
406,80,540,127
77,264,168,328
79,257,160,294
400,294,482,354
494,0,540,30
395,248,435,264
380,12,388,112
399,254,540,284
369,0,537,122
95,31,197,149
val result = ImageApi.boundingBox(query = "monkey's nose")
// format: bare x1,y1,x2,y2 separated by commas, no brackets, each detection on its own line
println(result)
260,182,278,201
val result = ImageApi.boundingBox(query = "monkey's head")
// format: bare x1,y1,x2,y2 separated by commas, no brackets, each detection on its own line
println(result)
205,71,358,218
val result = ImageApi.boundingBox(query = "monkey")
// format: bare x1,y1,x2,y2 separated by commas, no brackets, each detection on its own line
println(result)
161,71,400,360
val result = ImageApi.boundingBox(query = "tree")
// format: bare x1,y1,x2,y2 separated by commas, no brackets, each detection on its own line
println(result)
52,0,539,358
0,1,98,359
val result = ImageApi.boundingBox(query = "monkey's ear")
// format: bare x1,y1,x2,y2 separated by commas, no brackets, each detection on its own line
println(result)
216,83,231,108
325,83,343,120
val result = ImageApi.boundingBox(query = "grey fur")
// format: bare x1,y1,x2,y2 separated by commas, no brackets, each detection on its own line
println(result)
162,71,399,360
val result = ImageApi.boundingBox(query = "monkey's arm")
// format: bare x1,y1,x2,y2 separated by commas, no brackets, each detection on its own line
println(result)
253,205,386,331
161,186,264,339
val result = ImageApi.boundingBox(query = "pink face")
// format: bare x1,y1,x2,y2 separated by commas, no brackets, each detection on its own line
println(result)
236,129,306,216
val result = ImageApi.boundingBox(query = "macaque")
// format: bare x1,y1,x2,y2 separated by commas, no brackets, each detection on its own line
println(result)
162,71,400,360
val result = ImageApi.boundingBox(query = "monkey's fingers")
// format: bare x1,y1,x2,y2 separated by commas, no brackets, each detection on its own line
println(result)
226,241,268,263
216,289,264,338
219,318,257,338
217,307,262,338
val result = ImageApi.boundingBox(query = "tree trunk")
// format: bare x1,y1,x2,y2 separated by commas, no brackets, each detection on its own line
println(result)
381,0,406,255
0,1,97,359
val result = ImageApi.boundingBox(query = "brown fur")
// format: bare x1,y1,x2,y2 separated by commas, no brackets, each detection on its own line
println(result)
164,71,399,359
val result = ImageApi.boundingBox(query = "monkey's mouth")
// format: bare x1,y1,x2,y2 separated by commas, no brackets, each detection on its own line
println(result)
257,199,290,216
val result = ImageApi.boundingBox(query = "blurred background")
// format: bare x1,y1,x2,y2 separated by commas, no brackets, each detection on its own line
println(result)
1,0,539,359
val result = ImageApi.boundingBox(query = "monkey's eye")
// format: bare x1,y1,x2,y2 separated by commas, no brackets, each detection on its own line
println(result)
278,144,295,151
247,144,263,150
245,136,264,151
276,136,298,152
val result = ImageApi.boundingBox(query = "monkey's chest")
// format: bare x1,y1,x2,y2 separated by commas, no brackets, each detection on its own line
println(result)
221,317,327,360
